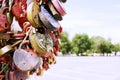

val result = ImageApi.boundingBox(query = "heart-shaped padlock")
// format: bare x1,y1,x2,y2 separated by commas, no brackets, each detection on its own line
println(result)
30,32,53,55
13,49,40,71
13,28,40,71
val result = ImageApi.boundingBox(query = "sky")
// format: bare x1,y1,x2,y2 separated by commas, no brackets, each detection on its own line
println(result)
60,0,120,43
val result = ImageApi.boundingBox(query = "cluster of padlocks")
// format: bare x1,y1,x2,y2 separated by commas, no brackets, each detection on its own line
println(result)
0,0,66,80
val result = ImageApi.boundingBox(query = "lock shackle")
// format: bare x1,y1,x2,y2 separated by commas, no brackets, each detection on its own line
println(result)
18,27,32,49
0,7,9,14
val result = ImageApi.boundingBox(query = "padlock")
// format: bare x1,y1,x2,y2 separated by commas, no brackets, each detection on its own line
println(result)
0,40,22,57
39,5,61,31
13,29,40,71
12,0,21,19
47,1,62,21
12,0,27,28
0,7,10,32
13,29,39,71
27,1,42,28
51,0,66,16
12,0,27,19
13,49,40,71
30,32,53,55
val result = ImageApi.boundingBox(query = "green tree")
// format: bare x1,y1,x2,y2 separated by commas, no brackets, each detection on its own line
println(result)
112,43,120,56
71,34,93,56
91,36,105,53
60,32,71,55
98,40,112,56
71,34,81,56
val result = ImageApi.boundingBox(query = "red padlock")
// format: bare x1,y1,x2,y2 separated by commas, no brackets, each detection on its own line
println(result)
12,0,27,19
12,0,27,28
12,0,22,18
0,7,10,32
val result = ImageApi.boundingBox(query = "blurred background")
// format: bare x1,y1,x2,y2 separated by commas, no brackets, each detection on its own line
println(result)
60,0,120,57
29,0,120,80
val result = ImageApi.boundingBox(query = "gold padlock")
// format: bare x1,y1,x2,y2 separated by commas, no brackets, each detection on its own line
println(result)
30,32,53,55
27,1,42,28
0,40,22,57
0,45,12,57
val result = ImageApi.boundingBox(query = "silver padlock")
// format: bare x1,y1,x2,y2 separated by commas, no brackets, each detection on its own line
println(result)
39,5,61,31
13,49,40,71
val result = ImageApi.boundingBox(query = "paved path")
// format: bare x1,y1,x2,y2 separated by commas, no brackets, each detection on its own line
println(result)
28,56,120,80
